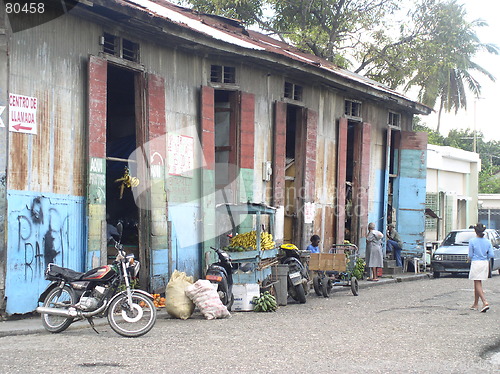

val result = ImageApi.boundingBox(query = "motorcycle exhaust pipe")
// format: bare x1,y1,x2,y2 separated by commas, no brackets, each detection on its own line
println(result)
36,306,78,317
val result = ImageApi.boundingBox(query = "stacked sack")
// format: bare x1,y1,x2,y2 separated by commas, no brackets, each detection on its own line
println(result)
185,280,231,320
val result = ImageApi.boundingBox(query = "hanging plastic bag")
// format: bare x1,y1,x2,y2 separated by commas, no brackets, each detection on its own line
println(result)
165,270,195,320
185,279,230,320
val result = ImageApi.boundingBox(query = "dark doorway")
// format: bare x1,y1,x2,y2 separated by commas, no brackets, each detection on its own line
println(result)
284,105,304,244
106,65,139,262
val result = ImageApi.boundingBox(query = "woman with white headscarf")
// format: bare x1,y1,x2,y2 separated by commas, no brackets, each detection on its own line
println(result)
366,222,384,281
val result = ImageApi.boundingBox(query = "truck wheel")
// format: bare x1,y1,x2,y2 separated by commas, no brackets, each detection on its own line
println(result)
433,271,441,278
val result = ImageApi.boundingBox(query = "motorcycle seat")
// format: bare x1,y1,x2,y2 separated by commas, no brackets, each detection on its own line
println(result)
47,264,84,281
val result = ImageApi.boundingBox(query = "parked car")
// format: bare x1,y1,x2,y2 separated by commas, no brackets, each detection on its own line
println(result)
431,229,500,278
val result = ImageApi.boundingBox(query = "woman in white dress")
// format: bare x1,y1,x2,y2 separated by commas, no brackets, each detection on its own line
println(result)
366,222,384,281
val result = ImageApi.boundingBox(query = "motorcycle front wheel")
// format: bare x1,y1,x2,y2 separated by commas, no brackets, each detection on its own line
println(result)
107,292,157,337
41,286,75,333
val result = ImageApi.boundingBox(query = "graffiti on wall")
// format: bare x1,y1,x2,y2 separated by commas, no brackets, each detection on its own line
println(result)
6,191,85,314
15,196,70,281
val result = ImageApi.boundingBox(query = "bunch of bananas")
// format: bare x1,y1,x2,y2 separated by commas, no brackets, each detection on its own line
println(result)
260,232,275,250
228,231,276,251
252,291,277,312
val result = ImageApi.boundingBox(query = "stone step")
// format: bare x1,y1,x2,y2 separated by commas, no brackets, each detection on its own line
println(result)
383,259,397,268
382,266,403,275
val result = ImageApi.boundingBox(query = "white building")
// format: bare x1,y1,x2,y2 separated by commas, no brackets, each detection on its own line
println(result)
425,144,481,243
478,194,500,230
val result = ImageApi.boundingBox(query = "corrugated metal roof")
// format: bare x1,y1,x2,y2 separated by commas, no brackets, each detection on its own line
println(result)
117,0,430,113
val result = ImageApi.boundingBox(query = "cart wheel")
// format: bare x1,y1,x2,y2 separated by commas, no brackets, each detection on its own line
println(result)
313,276,323,296
350,276,359,296
321,278,332,298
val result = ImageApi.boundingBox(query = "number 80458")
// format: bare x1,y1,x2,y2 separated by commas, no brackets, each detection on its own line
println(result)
6,2,45,14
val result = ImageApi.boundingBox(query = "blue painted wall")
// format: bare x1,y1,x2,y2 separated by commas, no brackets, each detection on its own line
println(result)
395,148,427,256
5,190,85,314
169,203,201,279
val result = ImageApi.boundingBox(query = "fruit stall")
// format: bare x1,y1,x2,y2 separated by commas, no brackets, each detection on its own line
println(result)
216,203,278,285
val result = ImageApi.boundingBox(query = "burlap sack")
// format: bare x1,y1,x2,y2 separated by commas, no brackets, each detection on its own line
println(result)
165,270,195,320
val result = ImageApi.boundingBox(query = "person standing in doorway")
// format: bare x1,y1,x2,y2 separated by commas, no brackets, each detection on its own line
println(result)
366,223,384,281
468,223,494,312
387,223,403,267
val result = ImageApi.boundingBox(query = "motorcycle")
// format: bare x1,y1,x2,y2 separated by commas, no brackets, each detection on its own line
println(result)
36,222,157,337
280,243,309,304
205,246,234,311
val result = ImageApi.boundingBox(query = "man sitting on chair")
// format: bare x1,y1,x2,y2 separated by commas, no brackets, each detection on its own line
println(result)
387,223,403,267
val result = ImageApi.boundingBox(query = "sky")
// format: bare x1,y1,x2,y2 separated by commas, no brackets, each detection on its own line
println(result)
417,0,500,141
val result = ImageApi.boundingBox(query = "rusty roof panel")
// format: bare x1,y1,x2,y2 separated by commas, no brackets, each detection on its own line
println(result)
113,0,430,114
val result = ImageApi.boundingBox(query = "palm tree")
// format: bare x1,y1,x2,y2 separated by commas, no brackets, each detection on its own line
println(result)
406,1,498,133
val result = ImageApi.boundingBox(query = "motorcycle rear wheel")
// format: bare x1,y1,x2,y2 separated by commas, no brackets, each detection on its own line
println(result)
107,292,157,337
41,286,75,333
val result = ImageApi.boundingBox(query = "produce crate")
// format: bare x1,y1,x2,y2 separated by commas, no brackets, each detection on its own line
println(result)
232,266,273,285
309,253,347,272
228,248,278,261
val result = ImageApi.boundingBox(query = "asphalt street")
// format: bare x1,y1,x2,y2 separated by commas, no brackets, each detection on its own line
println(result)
1,273,500,373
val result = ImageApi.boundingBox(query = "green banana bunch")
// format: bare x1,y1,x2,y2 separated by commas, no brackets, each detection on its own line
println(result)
252,291,277,312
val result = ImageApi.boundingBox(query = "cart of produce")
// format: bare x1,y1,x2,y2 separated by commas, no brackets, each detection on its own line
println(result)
215,203,278,287
309,244,360,297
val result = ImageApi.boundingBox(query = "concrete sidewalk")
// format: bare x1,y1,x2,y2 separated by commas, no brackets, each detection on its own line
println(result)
0,272,431,337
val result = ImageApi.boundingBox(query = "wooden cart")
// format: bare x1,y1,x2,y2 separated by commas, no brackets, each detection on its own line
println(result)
309,244,359,297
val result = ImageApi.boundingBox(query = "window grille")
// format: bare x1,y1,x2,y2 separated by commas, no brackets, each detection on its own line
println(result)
102,33,139,63
388,111,401,127
425,193,439,229
211,65,236,84
284,81,303,101
344,100,361,117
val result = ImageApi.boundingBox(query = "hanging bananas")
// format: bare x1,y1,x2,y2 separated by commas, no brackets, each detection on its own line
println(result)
228,231,276,251
252,291,277,312
114,166,140,199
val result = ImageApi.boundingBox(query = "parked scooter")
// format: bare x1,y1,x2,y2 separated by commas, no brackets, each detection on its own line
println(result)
205,246,234,310
36,222,157,337
280,243,309,304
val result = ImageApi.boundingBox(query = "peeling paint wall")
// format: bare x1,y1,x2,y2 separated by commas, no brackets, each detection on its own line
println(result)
5,191,85,314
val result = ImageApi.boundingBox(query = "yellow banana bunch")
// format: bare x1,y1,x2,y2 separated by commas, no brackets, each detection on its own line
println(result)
260,232,276,250
229,231,276,250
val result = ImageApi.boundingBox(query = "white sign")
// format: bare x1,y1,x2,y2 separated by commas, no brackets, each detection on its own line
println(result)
168,134,194,176
0,106,5,127
304,202,315,224
9,93,37,134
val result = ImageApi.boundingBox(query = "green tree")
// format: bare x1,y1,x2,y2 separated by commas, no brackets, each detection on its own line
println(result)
178,0,498,129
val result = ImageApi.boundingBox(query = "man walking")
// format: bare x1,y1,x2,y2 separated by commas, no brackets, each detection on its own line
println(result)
387,223,403,267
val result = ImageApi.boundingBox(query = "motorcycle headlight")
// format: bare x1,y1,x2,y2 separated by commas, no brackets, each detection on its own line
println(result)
433,254,442,261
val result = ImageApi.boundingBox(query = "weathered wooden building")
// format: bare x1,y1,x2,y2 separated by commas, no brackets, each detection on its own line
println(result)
0,0,431,315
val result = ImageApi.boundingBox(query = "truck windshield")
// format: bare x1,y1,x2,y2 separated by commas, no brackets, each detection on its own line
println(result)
442,231,476,246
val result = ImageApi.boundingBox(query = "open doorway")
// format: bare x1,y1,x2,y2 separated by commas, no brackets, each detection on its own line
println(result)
106,65,140,263
284,105,304,244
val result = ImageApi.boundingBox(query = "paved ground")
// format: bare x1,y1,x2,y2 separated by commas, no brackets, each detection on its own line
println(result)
0,272,428,337
2,272,500,373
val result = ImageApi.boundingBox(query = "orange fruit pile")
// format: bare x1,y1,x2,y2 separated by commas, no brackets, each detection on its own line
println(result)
152,293,166,308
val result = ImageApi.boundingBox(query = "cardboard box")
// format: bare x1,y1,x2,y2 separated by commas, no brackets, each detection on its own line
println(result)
232,283,260,311
309,253,347,272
